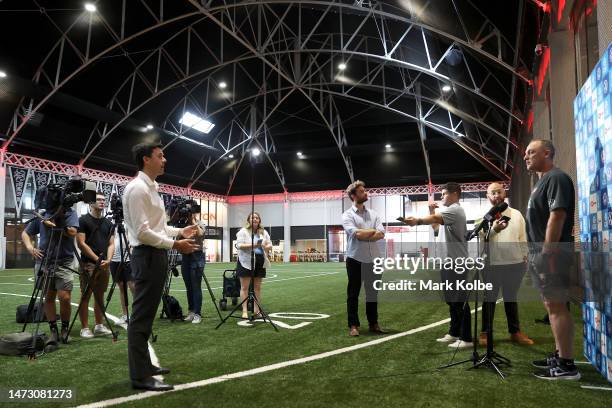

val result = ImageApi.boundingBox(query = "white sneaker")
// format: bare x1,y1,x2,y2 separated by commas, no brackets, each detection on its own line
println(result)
94,324,112,336
80,328,94,339
448,340,473,349
184,312,195,322
119,315,129,325
436,334,459,343
192,314,202,324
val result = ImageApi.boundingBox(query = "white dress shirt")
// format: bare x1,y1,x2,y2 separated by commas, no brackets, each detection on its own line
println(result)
123,171,179,250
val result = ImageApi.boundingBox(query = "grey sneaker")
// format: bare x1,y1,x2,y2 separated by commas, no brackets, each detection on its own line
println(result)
192,314,202,324
184,312,195,322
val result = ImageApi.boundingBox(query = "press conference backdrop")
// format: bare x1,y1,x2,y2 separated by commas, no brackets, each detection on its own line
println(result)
574,39,612,384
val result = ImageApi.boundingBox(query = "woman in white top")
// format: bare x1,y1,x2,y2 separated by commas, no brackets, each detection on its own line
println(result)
235,212,272,319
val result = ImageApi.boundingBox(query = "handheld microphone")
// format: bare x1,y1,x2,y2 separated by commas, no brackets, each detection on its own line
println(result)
466,202,508,241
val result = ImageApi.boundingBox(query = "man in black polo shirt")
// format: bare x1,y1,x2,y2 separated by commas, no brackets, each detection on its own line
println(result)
77,193,115,339
524,139,579,380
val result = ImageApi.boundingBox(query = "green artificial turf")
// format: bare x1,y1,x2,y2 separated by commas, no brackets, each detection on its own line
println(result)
0,263,609,407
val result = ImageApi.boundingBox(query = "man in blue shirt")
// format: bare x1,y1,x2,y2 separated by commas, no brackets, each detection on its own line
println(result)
21,208,79,343
341,180,386,337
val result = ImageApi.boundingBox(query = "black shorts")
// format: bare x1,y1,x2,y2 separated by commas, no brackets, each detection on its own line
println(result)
236,254,266,278
110,261,133,283
528,251,573,301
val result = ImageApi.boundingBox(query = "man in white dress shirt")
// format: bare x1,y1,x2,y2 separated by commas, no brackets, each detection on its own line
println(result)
123,142,200,391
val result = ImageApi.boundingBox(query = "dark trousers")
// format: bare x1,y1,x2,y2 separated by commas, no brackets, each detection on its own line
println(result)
128,246,168,381
481,263,526,334
441,268,472,342
346,257,378,328
181,251,205,315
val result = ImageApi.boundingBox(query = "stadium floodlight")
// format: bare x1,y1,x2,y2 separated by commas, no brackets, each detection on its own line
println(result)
179,112,215,134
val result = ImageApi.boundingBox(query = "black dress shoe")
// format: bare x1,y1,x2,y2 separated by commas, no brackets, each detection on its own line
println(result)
132,377,174,391
152,366,171,375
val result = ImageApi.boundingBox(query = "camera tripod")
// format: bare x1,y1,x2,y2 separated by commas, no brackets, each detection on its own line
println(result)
103,219,131,325
159,241,224,323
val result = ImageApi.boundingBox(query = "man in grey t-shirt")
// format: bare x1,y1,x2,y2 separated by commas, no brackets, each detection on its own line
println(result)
401,182,472,349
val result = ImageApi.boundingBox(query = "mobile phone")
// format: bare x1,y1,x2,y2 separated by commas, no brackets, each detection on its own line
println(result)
396,216,406,223
500,215,511,222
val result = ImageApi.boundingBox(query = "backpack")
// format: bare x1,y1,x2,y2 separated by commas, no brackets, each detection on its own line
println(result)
161,295,184,321
16,303,54,323
0,332,48,356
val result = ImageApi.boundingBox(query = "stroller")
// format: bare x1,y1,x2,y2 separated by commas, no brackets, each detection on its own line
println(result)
219,269,240,311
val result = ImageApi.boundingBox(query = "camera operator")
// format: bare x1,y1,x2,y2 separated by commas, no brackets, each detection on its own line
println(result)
76,192,115,339
110,227,134,325
180,212,206,324
21,208,79,344
123,142,200,391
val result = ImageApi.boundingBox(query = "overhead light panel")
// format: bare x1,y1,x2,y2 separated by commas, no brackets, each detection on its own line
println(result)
0,71,6,78
297,151,303,157
252,147,261,157
179,112,215,134
84,3,96,12
441,84,452,93
385,144,391,149
228,154,234,159
219,81,227,89
146,124,154,130
338,62,347,70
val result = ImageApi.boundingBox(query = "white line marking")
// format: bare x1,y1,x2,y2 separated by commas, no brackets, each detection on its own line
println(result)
76,308,477,407
0,292,162,381
580,386,612,391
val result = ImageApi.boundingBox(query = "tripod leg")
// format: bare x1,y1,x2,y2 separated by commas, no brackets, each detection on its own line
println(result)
202,273,223,322
67,280,90,343
215,296,250,329
251,295,278,332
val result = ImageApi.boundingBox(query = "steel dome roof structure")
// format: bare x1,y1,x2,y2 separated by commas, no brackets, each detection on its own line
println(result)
0,0,545,195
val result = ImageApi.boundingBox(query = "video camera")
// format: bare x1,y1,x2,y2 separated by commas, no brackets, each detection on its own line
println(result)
34,176,97,214
109,193,123,222
167,197,201,227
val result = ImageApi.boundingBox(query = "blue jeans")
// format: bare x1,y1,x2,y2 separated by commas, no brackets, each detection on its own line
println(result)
181,251,205,315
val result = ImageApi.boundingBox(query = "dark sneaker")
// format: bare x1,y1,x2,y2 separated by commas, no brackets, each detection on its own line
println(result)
532,352,558,369
534,365,580,381
60,327,70,344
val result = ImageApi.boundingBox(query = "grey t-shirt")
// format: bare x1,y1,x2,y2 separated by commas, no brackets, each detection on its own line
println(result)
440,203,468,259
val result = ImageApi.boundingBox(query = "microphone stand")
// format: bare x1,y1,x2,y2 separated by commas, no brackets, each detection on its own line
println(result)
439,216,510,379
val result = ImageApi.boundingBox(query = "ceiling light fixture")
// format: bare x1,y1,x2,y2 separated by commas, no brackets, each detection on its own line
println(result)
228,154,234,158
0,71,7,78
219,81,227,89
252,147,261,157
179,112,215,134
146,124,154,130
442,84,452,93
297,151,303,157
338,62,347,70
84,3,96,12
